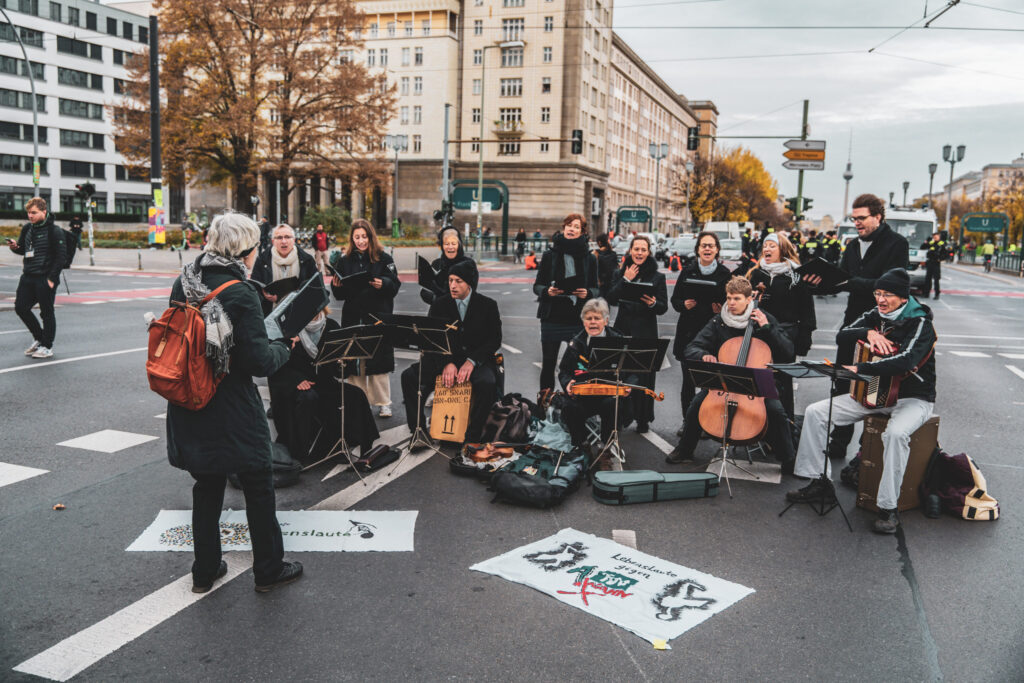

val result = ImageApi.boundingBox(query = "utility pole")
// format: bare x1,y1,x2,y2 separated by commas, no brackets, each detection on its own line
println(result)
149,15,164,245
795,99,809,226
649,143,668,233
441,103,451,204
0,8,39,199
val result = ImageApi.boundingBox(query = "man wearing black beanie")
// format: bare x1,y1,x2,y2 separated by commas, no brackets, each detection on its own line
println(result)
400,258,501,446
787,268,936,534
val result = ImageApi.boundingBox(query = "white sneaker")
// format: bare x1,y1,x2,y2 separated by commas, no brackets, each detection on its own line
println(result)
24,340,40,356
378,405,392,418
32,346,53,359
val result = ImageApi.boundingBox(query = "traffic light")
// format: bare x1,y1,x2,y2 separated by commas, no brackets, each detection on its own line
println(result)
803,197,813,212
571,129,583,155
75,182,96,199
687,127,699,151
785,197,799,214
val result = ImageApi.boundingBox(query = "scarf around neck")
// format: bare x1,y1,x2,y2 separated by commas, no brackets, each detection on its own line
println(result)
622,254,657,281
272,246,299,281
698,260,719,276
298,314,327,358
552,232,589,282
759,258,799,284
180,252,248,375
721,300,754,329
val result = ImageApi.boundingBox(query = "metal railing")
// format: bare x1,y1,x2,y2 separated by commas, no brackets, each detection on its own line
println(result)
957,248,1023,275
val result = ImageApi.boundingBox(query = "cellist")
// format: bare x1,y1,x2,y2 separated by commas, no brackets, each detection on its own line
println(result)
665,277,795,473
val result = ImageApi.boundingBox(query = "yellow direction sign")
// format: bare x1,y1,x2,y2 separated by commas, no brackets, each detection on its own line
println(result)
784,149,826,161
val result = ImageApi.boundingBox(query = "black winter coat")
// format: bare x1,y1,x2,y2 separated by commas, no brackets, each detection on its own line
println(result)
330,250,401,375
12,213,66,281
426,291,502,376
748,266,817,358
594,247,620,298
836,223,909,325
250,247,320,316
557,328,629,391
533,241,600,326
166,264,289,474
684,309,794,365
837,298,937,403
669,260,731,360
606,257,668,339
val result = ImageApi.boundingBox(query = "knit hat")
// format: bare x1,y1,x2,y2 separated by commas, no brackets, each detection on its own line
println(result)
448,259,479,290
875,268,910,299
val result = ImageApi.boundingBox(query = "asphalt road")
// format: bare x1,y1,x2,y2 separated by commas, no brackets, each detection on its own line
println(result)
1,258,1022,682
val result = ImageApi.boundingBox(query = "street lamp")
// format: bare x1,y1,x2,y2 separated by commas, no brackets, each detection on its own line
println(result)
902,181,910,207
889,191,895,208
927,163,938,208
1,7,40,198
942,143,966,238
477,39,525,252
649,142,668,233
385,134,408,237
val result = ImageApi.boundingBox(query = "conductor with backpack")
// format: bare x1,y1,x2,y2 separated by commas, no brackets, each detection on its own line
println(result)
7,197,65,360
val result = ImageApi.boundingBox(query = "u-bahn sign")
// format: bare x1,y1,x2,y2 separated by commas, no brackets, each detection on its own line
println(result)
617,206,652,224
962,212,1008,233
451,186,504,211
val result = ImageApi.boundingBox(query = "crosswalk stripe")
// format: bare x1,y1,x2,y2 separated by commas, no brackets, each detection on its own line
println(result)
0,462,48,489
999,353,1024,360
1008,366,1024,382
501,343,522,354
641,430,674,455
0,347,147,375
950,351,991,358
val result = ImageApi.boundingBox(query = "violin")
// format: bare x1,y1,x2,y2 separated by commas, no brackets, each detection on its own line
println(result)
697,286,772,445
568,379,664,401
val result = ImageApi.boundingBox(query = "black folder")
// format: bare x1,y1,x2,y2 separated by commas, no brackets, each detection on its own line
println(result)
418,256,439,289
265,274,330,340
794,258,849,290
553,274,584,293
678,278,723,304
618,280,655,303
331,268,373,291
251,276,300,299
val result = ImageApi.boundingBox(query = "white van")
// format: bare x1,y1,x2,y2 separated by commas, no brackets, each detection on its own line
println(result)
702,221,748,241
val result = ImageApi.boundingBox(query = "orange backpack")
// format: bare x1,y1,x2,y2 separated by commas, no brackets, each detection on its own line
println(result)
146,280,240,410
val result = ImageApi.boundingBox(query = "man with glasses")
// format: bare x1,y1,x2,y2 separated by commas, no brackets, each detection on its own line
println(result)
250,224,319,315
786,268,936,534
816,194,909,458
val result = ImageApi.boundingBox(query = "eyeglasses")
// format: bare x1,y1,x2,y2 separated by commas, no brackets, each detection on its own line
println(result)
273,235,294,240
851,215,874,223
873,290,899,299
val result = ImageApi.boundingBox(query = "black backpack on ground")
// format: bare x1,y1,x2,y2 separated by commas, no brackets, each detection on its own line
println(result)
489,446,585,509
481,393,538,444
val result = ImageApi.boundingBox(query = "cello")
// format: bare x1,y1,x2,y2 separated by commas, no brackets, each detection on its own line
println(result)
697,292,772,445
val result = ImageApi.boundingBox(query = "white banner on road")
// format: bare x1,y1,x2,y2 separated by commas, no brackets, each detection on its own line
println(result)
127,510,418,552
470,528,754,646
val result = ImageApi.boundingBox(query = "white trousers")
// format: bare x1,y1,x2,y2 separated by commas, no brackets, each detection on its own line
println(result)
794,394,934,510
345,372,391,407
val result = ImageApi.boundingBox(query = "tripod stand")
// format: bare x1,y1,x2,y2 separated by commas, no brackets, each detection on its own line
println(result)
773,361,865,532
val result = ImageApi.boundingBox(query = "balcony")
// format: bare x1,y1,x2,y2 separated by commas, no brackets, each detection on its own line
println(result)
493,120,524,139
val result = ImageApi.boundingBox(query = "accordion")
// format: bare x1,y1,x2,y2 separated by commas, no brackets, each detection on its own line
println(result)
851,340,901,408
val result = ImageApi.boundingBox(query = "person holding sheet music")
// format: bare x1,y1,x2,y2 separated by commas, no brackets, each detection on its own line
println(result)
665,277,795,471
746,232,816,419
268,305,379,466
605,235,668,433
533,214,600,395
670,231,731,430
421,227,472,306
401,260,502,447
251,224,319,315
330,219,401,418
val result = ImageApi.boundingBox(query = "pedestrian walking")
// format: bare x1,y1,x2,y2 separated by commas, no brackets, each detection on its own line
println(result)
165,212,303,593
7,197,65,359
312,223,331,276
514,228,527,263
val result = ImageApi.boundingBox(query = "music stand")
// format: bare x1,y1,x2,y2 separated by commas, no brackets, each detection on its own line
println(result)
686,360,779,498
772,361,868,532
302,324,384,480
384,314,459,462
584,337,668,470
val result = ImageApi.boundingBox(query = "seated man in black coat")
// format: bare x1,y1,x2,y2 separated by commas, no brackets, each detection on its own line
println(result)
665,276,795,471
401,260,502,446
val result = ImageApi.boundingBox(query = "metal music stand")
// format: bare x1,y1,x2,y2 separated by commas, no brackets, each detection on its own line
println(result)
772,361,868,532
384,314,459,463
584,337,669,470
302,324,384,480
687,360,779,498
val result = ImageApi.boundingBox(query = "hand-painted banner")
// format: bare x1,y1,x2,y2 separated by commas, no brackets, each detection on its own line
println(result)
470,528,754,646
127,510,417,552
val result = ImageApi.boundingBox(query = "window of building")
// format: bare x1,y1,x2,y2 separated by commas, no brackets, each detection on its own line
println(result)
57,36,101,61
86,11,96,30
106,17,116,35
61,159,104,179
122,21,132,39
472,49,482,66
472,78,481,95
414,47,423,65
541,106,550,123
413,106,422,124
113,49,124,65
399,106,409,124
60,129,104,149
59,97,102,119
58,67,102,90
369,22,378,38
502,18,524,41
48,2,60,21
540,139,549,153
367,49,376,66
413,134,422,153
471,137,480,153
500,78,522,97
500,46,523,67
503,0,525,6
591,87,597,105
542,46,552,63
499,107,522,126
473,20,482,36
379,48,388,66
498,142,520,156
66,6,79,25
544,16,553,32
404,21,413,36
338,49,353,64
0,122,47,143
401,47,410,66
16,0,39,15
114,195,149,215
414,76,422,94
0,154,47,175
422,19,430,35
400,76,409,95
472,108,481,124
113,78,126,94
0,56,44,80
0,87,45,112
542,77,551,93
386,21,395,37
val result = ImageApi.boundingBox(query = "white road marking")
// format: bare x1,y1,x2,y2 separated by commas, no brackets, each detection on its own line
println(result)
641,430,674,455
81,300,105,305
950,351,991,358
661,355,671,371
12,553,253,682
394,349,419,361
0,462,48,488
57,430,159,453
311,447,433,511
532,362,543,369
501,343,522,354
937,299,953,310
707,459,782,485
154,413,165,419
1007,365,1024,382
0,347,147,375
999,353,1024,360
612,529,638,549
502,291,511,296
0,329,25,335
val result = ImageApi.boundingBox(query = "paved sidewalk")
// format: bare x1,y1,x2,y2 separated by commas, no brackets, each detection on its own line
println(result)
946,263,1024,288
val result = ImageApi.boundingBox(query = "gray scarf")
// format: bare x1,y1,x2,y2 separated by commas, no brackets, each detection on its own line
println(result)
180,253,247,375
272,246,299,280
720,300,754,329
758,258,799,285
298,313,327,358
698,260,718,276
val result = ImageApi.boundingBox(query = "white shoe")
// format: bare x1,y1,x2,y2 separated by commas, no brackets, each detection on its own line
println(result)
32,346,53,359
378,405,392,418
25,340,40,356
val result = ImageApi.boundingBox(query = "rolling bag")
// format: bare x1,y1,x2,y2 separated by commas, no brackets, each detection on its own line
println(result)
592,470,719,505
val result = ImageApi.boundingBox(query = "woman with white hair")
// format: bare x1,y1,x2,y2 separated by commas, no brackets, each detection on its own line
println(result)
420,227,472,305
165,212,303,593
556,298,635,468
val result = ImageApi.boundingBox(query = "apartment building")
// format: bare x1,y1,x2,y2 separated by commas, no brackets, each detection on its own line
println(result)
0,0,151,215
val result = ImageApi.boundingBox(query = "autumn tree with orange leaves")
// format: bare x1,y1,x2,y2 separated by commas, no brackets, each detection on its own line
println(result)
111,0,395,212
679,146,787,227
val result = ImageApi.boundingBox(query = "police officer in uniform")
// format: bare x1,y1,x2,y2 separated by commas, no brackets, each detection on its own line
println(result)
921,232,945,300
799,230,822,263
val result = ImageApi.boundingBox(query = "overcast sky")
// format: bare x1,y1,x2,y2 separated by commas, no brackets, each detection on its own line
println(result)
614,0,1024,220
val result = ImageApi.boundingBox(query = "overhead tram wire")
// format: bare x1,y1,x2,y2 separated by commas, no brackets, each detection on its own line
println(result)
868,0,958,52
961,1,1024,16
870,50,1024,82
